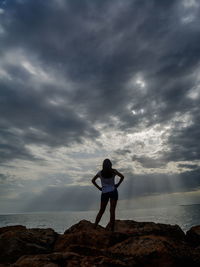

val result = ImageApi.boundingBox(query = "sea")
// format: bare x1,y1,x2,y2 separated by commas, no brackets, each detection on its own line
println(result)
0,204,199,234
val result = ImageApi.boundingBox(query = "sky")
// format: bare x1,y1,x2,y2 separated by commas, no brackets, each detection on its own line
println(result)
0,0,200,213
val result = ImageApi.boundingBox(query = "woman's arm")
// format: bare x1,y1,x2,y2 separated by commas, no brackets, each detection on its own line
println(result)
91,173,102,191
114,169,124,188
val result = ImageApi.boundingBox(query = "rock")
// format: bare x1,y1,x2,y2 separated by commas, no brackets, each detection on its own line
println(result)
54,220,129,252
186,225,200,247
110,220,185,240
0,225,26,235
13,252,81,267
13,251,127,267
0,225,58,264
108,234,194,267
64,219,105,234
1,220,200,266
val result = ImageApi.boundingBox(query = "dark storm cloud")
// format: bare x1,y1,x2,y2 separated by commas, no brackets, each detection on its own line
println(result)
0,173,7,183
0,125,38,163
115,149,132,156
0,0,200,168
166,113,200,162
178,163,199,170
114,148,167,169
132,155,166,169
0,72,99,163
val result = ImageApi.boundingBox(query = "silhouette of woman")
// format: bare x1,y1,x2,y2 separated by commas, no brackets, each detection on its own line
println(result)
92,159,124,231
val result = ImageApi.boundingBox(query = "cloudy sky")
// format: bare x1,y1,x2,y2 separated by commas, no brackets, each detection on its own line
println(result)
0,0,200,213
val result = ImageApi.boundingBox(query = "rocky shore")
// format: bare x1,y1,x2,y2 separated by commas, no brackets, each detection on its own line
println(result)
0,220,200,266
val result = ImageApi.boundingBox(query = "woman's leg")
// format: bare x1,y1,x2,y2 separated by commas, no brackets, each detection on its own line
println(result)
94,198,109,229
109,198,117,231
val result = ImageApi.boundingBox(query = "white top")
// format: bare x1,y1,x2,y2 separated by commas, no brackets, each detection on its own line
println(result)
98,170,116,193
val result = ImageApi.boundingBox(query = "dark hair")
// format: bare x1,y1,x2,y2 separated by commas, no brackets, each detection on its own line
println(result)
101,159,114,178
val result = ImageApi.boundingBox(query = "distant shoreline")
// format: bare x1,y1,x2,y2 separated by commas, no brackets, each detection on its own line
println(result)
179,203,200,206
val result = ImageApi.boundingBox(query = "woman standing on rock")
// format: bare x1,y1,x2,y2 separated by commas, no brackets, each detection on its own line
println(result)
92,159,124,231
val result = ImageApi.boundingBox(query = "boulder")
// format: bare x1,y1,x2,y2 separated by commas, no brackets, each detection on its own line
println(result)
0,225,58,264
108,234,193,267
110,220,185,240
12,252,81,267
186,225,200,247
0,225,26,235
13,251,126,267
64,219,105,234
54,220,129,252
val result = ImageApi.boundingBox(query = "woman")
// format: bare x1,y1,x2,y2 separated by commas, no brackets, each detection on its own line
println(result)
91,158,124,231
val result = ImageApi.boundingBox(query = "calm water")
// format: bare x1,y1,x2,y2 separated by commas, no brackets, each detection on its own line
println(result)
0,205,199,234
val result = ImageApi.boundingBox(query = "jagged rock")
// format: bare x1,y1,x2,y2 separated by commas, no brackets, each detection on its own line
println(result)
54,220,129,252
108,234,194,267
1,220,200,266
12,252,81,267
0,225,58,264
110,220,185,240
186,225,200,247
64,219,105,234
0,225,26,235
13,251,127,267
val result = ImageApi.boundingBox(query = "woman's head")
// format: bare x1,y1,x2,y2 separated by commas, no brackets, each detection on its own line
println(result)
102,158,112,169
101,158,113,178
